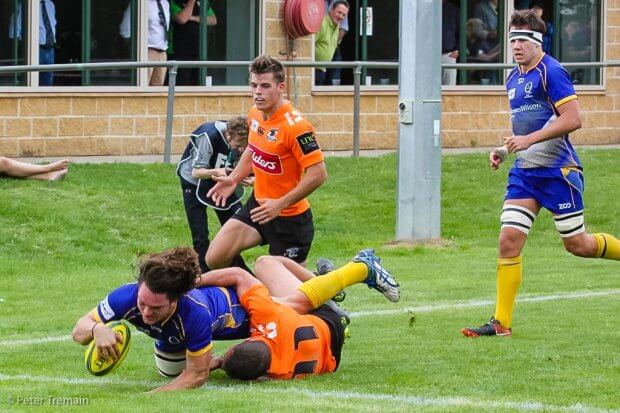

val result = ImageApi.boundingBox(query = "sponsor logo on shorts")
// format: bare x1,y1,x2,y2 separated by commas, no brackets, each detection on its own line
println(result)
248,144,283,174
284,247,301,258
99,297,115,321
558,202,572,210
296,132,320,155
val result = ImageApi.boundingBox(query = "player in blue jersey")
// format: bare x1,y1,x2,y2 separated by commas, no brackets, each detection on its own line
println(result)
462,10,619,338
177,117,253,272
72,247,249,391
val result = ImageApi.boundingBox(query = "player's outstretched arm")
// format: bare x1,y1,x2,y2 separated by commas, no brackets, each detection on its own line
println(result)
207,150,253,207
151,350,213,392
197,267,260,297
72,312,123,361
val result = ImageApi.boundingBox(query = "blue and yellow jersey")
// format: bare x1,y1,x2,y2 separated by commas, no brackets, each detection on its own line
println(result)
93,283,249,356
505,53,581,169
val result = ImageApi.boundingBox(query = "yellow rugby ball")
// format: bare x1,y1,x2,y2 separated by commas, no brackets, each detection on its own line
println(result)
84,320,131,376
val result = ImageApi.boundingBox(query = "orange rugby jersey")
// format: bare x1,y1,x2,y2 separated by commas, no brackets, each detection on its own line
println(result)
247,101,324,216
240,284,337,379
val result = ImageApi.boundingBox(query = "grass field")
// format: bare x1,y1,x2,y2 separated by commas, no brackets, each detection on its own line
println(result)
0,150,618,412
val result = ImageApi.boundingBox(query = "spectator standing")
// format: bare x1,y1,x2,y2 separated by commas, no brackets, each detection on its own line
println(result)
147,0,170,86
323,0,349,84
530,0,554,56
169,0,217,86
314,0,349,85
9,0,57,86
441,0,460,85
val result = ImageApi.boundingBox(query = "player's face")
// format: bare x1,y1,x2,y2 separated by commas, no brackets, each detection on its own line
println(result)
250,72,285,115
137,284,176,325
227,133,247,153
510,27,541,67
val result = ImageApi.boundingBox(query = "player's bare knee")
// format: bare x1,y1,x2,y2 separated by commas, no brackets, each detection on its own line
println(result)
562,234,597,258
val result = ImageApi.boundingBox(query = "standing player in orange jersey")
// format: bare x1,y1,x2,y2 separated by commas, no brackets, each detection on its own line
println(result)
206,55,327,269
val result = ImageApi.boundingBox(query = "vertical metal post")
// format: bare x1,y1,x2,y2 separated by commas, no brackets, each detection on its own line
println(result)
199,1,208,85
396,0,442,241
353,64,361,157
130,0,137,85
458,0,468,85
164,64,178,163
12,0,20,85
361,0,368,80
81,0,91,86
553,4,560,58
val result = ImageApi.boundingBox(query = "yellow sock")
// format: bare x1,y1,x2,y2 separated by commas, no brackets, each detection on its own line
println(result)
493,256,523,329
593,233,620,260
298,262,368,309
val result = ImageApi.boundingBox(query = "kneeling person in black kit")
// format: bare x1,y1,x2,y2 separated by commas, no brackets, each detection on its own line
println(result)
177,116,253,272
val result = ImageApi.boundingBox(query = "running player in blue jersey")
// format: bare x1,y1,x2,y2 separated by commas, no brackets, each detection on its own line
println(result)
462,9,619,338
72,247,249,391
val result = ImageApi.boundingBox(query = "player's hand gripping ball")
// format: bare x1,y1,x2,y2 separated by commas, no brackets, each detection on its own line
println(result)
84,320,131,376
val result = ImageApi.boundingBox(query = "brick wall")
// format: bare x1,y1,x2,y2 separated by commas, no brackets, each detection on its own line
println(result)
0,1,617,157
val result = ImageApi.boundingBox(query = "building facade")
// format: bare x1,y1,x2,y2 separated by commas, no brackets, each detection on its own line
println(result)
0,0,618,157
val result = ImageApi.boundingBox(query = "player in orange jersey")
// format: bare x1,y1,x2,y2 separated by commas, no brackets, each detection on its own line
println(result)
195,249,400,380
206,55,328,269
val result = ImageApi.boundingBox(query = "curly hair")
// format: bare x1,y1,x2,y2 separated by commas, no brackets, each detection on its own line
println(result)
226,116,249,144
509,9,546,34
249,55,285,84
136,247,200,301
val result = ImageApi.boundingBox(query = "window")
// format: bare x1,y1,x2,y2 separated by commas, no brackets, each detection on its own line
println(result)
442,0,603,87
0,0,259,89
1,0,28,86
315,0,399,87
53,0,138,86
555,0,601,85
450,0,506,86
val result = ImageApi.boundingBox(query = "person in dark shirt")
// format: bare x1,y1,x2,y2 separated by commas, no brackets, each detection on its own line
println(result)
442,0,460,85
169,0,217,85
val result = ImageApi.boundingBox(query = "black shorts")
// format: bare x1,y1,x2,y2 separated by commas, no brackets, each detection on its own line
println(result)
232,193,314,263
311,304,346,370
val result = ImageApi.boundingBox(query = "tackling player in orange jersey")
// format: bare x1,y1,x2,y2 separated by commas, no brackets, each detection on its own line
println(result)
206,55,327,269
196,249,400,380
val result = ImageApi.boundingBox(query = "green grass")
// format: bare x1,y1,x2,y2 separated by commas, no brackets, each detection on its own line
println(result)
0,150,618,412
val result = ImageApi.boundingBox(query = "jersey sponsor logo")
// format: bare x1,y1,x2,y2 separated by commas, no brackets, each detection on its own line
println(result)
251,119,259,132
266,128,279,142
296,132,320,155
524,81,533,98
508,88,516,100
511,103,542,114
518,77,525,84
257,126,265,136
99,297,115,321
248,144,283,174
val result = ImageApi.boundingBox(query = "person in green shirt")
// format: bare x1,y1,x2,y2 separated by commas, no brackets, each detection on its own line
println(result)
314,0,349,85
168,0,217,85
